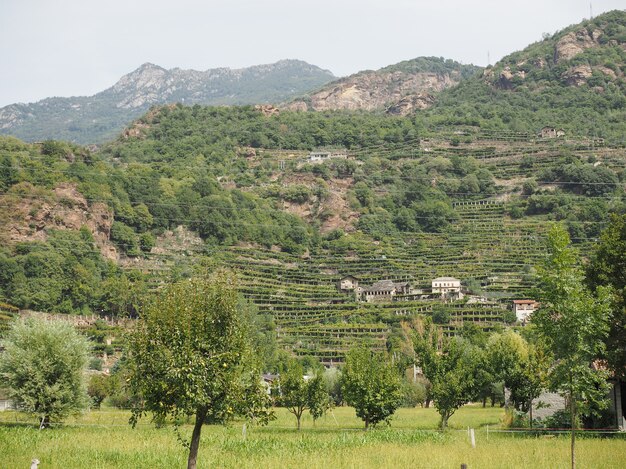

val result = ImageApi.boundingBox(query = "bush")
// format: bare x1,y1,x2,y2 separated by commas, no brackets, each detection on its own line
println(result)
0,318,90,428
400,379,427,407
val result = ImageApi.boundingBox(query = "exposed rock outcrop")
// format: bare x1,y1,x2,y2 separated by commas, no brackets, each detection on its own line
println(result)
554,29,601,63
285,60,477,116
498,67,526,90
1,182,117,260
386,94,436,115
563,64,593,86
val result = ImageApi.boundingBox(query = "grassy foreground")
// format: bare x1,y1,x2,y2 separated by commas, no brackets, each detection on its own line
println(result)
1,405,625,469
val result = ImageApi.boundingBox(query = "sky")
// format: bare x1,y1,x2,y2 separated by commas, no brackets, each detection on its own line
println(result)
0,0,624,106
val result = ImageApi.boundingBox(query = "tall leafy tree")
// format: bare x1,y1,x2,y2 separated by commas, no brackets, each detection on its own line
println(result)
533,224,611,469
412,319,479,429
126,271,272,469
341,347,402,429
0,318,90,429
586,214,626,379
488,331,548,426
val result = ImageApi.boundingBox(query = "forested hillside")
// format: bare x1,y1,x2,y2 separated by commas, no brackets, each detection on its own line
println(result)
0,11,625,363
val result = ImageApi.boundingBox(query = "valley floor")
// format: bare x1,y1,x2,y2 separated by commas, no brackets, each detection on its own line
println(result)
1,406,625,468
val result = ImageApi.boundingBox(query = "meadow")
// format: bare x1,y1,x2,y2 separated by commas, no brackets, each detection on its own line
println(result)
1,405,625,469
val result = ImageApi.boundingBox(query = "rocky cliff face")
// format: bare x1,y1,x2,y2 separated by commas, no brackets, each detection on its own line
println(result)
1,182,117,260
285,57,480,115
487,10,625,91
0,60,335,144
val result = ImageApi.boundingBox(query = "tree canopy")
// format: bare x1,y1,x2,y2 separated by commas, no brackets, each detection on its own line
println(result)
126,271,272,469
0,318,90,429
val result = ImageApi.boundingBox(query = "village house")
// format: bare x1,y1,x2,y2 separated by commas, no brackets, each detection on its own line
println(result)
512,299,538,323
538,126,566,139
336,275,359,293
431,277,463,300
357,280,410,303
308,149,348,163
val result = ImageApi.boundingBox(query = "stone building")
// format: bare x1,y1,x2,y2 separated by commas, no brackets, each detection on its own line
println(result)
357,280,410,303
538,126,566,138
336,275,359,293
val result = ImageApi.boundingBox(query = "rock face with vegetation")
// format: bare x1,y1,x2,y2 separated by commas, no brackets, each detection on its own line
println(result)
484,10,625,92
0,60,335,144
286,57,481,115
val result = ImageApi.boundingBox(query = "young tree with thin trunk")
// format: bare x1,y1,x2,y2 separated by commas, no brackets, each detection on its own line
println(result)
277,360,331,430
411,319,479,429
533,225,611,469
341,347,402,430
487,330,548,426
278,361,308,431
126,271,273,469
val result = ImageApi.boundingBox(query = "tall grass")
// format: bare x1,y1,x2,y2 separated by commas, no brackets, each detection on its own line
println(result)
1,405,624,468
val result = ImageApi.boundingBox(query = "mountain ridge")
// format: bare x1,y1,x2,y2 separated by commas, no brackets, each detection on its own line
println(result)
284,56,482,115
0,59,336,144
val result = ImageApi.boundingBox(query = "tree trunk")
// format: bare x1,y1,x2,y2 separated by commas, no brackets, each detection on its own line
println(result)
570,395,576,469
482,396,487,408
39,415,50,430
425,398,431,408
364,416,369,430
440,412,449,430
187,406,208,469
529,399,533,429
296,413,301,431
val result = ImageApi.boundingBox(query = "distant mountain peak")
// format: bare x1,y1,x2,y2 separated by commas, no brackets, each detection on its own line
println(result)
0,60,336,144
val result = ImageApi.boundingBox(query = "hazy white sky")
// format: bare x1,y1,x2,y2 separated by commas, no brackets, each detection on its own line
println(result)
0,0,623,106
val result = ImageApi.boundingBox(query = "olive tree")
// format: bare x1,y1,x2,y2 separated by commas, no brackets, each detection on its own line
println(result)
0,318,90,429
341,347,402,429
126,271,272,469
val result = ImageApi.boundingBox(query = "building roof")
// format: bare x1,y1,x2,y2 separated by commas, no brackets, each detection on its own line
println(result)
364,280,396,292
513,299,537,304
432,277,460,282
339,275,359,281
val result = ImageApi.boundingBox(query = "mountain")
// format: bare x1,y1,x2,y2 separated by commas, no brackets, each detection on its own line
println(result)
284,57,481,115
425,10,626,139
484,10,625,91
0,60,335,144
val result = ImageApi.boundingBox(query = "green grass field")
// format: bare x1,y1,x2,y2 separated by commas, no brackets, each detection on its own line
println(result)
1,405,625,468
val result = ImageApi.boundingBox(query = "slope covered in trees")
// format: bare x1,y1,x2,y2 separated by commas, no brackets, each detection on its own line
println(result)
0,11,625,364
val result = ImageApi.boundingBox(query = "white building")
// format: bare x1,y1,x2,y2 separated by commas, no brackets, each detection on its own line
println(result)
432,277,462,299
513,299,538,323
308,150,348,163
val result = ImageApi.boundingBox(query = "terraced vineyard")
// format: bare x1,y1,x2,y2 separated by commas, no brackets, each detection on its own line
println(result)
104,133,624,363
